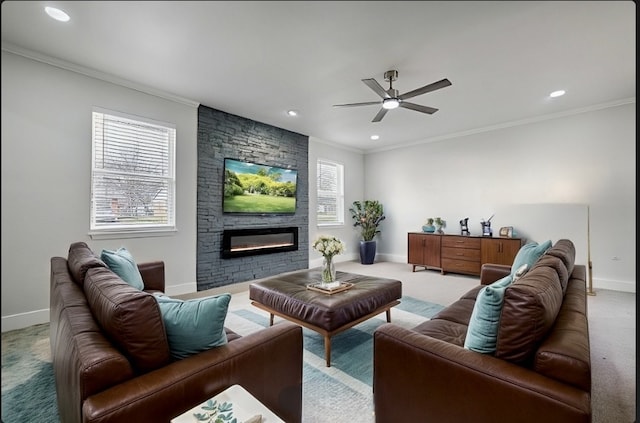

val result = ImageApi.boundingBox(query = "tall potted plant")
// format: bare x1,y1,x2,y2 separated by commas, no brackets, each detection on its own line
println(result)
349,200,386,264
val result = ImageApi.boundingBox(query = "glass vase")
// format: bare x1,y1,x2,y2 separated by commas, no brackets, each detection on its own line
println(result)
321,256,336,284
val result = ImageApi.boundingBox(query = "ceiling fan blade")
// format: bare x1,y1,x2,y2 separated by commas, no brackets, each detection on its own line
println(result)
372,108,388,122
362,78,391,99
333,101,381,108
399,102,438,114
398,78,452,101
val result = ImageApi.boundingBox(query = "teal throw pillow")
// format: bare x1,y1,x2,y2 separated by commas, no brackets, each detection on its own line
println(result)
155,294,231,360
100,247,144,290
510,240,552,278
464,275,513,354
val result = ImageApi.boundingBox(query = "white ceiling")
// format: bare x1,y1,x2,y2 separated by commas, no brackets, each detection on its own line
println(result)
1,1,635,152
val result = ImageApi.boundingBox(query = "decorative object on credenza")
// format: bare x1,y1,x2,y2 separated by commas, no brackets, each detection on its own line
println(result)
312,235,345,284
499,226,514,238
349,200,386,264
460,218,470,236
434,217,446,234
480,214,494,237
422,218,436,233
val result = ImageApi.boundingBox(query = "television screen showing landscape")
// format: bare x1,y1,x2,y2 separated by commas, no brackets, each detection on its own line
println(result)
223,158,298,214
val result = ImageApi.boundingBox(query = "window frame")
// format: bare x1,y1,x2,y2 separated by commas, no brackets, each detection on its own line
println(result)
89,107,177,239
316,158,345,227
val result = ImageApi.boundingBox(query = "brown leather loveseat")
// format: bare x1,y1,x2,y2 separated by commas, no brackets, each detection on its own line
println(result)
373,239,591,422
50,242,303,423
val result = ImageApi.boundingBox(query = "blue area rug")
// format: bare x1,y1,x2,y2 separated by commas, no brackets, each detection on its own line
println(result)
1,323,58,423
1,296,443,423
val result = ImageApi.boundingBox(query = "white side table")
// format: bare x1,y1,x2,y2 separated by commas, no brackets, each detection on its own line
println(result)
171,384,284,423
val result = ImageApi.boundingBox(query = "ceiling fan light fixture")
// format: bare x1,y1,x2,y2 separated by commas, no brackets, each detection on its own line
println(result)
382,98,400,109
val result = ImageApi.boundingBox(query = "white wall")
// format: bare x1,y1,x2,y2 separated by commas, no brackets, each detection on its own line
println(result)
308,138,365,267
363,103,636,293
1,51,199,331
2,50,634,332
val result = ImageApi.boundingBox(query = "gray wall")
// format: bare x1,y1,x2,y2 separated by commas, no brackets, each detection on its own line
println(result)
197,106,309,289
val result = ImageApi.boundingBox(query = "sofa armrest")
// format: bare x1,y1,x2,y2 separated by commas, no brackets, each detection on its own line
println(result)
373,324,591,423
83,321,303,423
480,263,511,285
138,261,165,292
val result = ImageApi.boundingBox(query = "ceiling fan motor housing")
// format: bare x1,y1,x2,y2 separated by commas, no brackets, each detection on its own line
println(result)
384,70,398,82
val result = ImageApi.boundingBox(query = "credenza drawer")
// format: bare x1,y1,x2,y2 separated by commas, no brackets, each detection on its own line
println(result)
441,236,481,249
441,258,481,275
441,247,481,261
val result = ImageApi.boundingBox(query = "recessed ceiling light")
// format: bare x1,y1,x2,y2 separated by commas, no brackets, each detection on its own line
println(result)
287,110,298,117
370,135,380,140
549,90,566,98
45,6,70,22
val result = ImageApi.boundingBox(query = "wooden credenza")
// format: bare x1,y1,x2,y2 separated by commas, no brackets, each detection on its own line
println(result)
408,232,441,272
408,233,523,276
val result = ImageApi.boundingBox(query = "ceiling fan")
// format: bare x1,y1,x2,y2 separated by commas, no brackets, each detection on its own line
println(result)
333,70,452,122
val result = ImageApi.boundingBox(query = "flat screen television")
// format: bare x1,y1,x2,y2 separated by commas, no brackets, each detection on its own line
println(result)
223,158,298,214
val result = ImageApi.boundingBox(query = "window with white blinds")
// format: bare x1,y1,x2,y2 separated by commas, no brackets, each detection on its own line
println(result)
317,159,344,225
90,109,176,235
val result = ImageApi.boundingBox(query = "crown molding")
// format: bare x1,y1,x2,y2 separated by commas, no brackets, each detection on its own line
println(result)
366,97,636,154
2,42,200,108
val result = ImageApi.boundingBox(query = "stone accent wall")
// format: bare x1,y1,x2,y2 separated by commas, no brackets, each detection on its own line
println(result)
197,105,309,290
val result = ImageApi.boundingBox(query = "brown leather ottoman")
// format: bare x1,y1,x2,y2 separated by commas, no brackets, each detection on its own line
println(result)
249,268,402,366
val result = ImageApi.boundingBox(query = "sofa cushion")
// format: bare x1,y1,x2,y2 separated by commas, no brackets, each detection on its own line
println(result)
510,240,552,278
154,294,231,359
67,242,106,287
83,267,171,373
531,254,569,294
545,239,576,277
495,263,563,365
412,319,468,347
100,247,144,290
430,297,476,327
464,275,513,354
534,300,591,392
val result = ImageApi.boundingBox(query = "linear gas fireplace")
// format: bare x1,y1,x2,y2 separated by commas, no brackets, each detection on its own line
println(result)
221,227,298,259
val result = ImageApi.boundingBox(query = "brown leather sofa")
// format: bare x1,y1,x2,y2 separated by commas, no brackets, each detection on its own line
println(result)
50,242,303,423
373,239,591,423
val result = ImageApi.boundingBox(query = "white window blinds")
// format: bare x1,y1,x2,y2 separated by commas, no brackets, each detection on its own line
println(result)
317,159,344,225
91,109,176,233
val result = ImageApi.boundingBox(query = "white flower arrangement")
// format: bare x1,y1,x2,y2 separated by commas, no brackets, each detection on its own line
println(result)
312,235,345,259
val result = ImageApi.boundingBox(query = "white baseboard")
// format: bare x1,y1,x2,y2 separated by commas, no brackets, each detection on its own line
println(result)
2,308,49,333
165,281,197,296
593,277,636,293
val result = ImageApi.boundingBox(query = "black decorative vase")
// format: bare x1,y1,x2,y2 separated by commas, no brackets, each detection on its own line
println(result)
359,240,376,265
